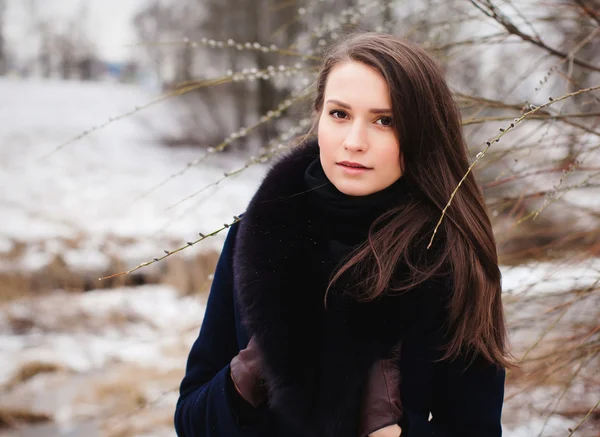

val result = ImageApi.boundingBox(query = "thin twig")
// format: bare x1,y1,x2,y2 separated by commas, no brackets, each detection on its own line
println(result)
130,89,310,206
566,397,600,436
573,0,600,27
482,166,600,189
518,169,600,224
537,352,595,437
427,84,600,249
469,0,600,72
98,217,242,281
124,38,322,61
462,112,600,125
519,277,600,363
39,78,227,160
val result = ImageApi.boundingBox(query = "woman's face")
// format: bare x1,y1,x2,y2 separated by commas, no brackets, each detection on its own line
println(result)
317,60,402,197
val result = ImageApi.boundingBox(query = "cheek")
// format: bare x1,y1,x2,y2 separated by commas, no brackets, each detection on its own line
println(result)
317,116,335,154
317,113,345,141
379,144,402,174
317,112,331,135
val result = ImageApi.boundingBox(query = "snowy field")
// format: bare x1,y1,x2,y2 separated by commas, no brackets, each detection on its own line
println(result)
0,78,598,436
0,77,264,274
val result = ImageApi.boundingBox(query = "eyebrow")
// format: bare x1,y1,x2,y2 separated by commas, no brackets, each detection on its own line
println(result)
325,99,392,114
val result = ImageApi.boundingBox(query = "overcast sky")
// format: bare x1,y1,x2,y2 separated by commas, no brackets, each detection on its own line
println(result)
5,0,146,62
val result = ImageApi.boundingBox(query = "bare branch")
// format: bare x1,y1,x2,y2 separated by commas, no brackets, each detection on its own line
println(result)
469,0,600,72
130,87,312,206
567,397,600,436
126,37,322,62
98,217,242,281
573,0,600,27
462,111,600,125
427,84,600,249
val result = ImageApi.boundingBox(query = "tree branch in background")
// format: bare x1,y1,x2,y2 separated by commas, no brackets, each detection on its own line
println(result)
98,217,242,281
469,0,600,72
428,84,600,249
573,0,600,27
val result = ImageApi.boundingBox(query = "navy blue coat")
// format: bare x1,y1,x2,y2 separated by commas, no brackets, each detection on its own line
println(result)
175,141,505,437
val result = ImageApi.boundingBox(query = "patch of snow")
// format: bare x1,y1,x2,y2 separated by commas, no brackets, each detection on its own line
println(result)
63,247,111,272
0,237,15,254
0,285,204,385
504,416,575,437
500,258,600,296
1,78,265,271
18,247,55,272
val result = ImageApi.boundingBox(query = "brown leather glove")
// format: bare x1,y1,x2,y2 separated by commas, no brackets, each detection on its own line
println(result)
358,345,403,437
230,336,268,408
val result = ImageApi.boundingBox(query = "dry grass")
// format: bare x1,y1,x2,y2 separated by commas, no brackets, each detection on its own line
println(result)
0,275,33,303
76,364,180,416
4,361,65,390
104,407,175,437
154,250,219,297
93,382,148,412
0,239,219,305
503,287,600,434
3,296,151,335
0,407,52,429
91,364,182,436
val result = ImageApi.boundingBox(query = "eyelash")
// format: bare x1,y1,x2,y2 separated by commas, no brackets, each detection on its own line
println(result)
329,109,393,127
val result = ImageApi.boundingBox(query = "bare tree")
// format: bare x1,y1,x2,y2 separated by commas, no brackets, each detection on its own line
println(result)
0,0,6,75
132,0,307,151
133,0,169,84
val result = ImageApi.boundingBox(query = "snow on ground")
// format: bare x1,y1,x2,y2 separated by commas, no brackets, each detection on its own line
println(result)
0,285,203,437
0,285,203,387
501,257,600,297
0,281,593,437
500,259,599,436
0,77,266,272
504,416,577,437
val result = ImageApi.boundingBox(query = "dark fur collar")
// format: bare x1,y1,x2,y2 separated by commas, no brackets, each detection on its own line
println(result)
233,140,448,436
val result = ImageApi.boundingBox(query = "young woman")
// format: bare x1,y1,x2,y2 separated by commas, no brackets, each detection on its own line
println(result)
175,32,511,437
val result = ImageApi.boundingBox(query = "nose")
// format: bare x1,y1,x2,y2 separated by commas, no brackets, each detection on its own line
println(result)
343,122,368,152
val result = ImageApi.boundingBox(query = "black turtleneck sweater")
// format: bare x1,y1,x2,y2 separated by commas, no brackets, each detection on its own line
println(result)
303,157,408,261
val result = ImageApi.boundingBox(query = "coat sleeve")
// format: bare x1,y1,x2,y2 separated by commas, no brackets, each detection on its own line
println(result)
174,223,266,437
401,353,505,437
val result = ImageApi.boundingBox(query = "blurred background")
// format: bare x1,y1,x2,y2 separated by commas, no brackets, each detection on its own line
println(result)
0,0,599,436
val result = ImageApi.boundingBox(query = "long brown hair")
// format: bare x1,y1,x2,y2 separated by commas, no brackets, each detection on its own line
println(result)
312,32,512,368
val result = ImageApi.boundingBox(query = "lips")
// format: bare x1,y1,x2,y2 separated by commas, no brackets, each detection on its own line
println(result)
337,161,371,169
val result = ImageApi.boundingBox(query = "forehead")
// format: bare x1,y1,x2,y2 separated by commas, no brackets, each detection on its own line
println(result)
324,61,391,106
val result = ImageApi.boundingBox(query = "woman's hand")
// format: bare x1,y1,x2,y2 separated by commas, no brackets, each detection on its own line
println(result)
369,423,402,437
230,336,268,407
358,344,403,437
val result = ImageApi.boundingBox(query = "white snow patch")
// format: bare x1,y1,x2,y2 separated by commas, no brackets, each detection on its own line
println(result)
63,247,111,272
18,247,55,272
0,237,15,254
504,416,575,437
0,78,265,271
0,285,204,386
500,258,600,296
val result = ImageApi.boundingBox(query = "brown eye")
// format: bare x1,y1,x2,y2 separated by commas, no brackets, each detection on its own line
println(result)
330,110,348,119
376,116,393,126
